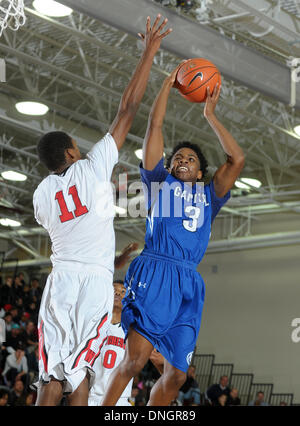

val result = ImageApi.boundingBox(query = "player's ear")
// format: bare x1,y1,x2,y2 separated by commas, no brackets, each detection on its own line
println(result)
197,169,203,180
65,147,76,162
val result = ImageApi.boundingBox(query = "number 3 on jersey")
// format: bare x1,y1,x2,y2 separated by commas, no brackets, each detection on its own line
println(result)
55,185,88,223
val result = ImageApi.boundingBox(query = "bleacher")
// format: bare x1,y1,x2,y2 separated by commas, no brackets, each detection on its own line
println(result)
192,352,294,406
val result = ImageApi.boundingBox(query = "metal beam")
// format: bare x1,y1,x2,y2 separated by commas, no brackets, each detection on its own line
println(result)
60,0,300,109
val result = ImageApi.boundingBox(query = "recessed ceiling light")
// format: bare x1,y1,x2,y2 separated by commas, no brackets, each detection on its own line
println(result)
15,101,49,116
294,125,300,137
235,177,262,190
135,149,143,160
134,149,166,160
241,178,262,188
0,218,21,227
1,171,27,181
32,0,73,17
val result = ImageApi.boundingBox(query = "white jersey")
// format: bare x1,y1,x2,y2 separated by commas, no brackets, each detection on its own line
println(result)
89,322,133,406
33,133,118,273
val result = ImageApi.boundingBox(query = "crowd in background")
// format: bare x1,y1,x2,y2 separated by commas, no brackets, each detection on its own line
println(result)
0,272,287,407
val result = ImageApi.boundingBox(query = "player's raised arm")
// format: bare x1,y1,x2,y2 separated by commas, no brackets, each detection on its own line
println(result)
204,84,245,198
143,61,186,170
109,15,172,151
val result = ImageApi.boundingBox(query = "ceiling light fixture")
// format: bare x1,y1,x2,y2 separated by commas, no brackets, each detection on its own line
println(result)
15,101,49,116
134,149,166,160
0,218,21,227
235,177,262,190
1,171,27,181
32,0,73,17
294,125,300,137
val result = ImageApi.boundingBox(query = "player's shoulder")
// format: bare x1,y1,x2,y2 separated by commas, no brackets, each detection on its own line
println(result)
33,175,51,198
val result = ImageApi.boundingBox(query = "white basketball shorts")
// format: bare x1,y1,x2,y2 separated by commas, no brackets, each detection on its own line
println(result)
36,265,114,394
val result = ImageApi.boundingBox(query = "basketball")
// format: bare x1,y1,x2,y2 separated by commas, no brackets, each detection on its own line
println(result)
175,58,221,103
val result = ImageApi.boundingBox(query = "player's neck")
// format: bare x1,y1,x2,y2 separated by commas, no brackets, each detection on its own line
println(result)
111,310,121,324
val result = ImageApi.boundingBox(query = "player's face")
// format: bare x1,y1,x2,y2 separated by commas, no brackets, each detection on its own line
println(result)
169,148,202,184
113,282,126,309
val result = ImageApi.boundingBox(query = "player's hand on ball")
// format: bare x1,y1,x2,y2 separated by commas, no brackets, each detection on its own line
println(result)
138,15,172,55
166,60,188,88
204,83,221,119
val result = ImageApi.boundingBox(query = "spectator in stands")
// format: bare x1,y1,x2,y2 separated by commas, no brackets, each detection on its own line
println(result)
1,277,15,306
248,391,269,406
227,387,241,406
19,312,31,329
279,401,288,406
205,375,231,406
26,346,39,386
0,388,10,406
15,296,25,313
22,284,32,308
4,312,13,333
17,272,26,287
13,276,24,300
4,324,26,351
9,306,21,325
170,391,183,406
2,343,29,388
26,301,38,324
21,320,38,354
178,365,201,405
9,379,27,406
215,394,228,406
25,392,35,406
29,278,42,304
128,386,140,406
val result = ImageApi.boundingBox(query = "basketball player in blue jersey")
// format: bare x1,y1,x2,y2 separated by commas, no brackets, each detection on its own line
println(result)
102,62,245,406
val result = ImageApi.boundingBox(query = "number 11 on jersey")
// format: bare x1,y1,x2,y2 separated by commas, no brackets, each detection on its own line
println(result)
55,185,88,223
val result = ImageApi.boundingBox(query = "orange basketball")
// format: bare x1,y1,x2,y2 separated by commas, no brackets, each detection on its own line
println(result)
175,58,221,103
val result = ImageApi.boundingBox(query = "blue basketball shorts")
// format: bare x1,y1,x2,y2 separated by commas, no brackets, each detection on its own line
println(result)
121,249,205,372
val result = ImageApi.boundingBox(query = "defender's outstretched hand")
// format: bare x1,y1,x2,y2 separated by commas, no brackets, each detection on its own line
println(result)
138,14,172,55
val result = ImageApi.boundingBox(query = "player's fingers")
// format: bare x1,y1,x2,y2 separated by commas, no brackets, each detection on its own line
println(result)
160,27,173,39
156,17,168,34
206,86,211,97
151,14,162,32
146,16,151,33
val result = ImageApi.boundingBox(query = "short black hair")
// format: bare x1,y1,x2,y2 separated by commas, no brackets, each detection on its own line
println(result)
37,131,73,171
113,279,124,285
166,141,208,179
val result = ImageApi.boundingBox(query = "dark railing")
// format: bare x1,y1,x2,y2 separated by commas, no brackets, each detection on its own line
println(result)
208,363,234,388
270,393,294,406
192,354,215,393
193,352,295,406
248,383,274,405
230,373,254,405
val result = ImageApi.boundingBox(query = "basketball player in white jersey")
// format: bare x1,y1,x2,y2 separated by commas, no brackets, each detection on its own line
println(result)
88,280,133,406
33,15,172,406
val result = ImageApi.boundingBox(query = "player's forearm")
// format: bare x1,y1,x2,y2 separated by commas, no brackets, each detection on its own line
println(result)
148,77,173,128
205,113,244,165
118,50,156,115
142,79,172,169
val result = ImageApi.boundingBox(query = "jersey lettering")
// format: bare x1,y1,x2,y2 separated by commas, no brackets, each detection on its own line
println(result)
103,349,117,369
183,205,201,232
55,185,88,223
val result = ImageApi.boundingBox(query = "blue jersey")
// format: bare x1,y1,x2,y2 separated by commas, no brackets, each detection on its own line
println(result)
140,157,230,264
121,157,230,372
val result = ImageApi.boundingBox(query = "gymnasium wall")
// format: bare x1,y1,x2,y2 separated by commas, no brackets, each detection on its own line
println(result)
197,240,300,402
